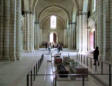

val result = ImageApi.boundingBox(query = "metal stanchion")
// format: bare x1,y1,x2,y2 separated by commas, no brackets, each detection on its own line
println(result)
109,64,111,86
34,66,35,81
30,71,32,86
84,56,85,64
54,76,57,86
90,58,92,69
101,62,103,74
36,63,37,74
81,55,82,63
27,74,29,86
82,76,85,86
37,61,39,69
87,57,88,66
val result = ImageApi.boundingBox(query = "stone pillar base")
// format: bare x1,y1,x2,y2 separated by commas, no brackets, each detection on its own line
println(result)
9,56,16,61
0,57,10,61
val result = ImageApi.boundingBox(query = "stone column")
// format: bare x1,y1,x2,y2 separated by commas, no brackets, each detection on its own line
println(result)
110,0,112,62
24,13,30,51
16,0,22,60
66,28,68,48
82,13,88,52
96,0,103,57
69,24,72,49
37,23,40,49
0,0,4,59
39,29,42,46
2,0,10,60
9,0,16,61
70,23,73,49
34,22,40,49
67,25,71,49
76,16,79,51
78,13,83,52
73,23,76,49
102,0,111,61
64,29,67,47
68,23,75,49
77,12,88,52
71,23,76,49
29,14,34,51
34,22,37,49
23,14,27,50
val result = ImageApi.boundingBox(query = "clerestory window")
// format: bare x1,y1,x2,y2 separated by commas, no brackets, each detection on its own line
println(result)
50,15,57,29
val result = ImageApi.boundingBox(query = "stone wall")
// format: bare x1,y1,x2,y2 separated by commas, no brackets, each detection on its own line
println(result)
0,0,22,61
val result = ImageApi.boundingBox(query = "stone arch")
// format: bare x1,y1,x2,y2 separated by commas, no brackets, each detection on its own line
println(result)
88,18,96,50
39,14,65,29
49,32,58,43
38,5,69,23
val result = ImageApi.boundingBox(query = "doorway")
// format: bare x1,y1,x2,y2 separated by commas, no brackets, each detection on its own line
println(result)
49,32,57,43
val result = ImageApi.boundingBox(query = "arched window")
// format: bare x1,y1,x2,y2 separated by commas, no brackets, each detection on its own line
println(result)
50,15,57,29
93,0,96,12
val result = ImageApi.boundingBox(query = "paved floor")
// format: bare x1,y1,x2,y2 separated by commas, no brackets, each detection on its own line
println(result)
0,48,105,86
33,48,102,86
0,49,45,86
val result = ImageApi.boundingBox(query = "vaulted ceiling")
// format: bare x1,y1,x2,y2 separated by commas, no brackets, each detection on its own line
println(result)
22,0,85,24
23,0,84,15
35,0,74,23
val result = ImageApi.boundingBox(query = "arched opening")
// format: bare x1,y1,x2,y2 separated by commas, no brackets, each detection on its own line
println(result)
88,18,96,50
53,33,57,43
88,29,95,50
49,32,57,43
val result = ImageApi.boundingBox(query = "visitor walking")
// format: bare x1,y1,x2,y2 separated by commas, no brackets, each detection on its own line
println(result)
93,46,99,71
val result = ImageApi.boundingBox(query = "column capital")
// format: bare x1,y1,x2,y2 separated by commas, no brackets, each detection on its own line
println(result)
78,11,87,15
22,10,34,16
35,21,39,24
69,22,76,25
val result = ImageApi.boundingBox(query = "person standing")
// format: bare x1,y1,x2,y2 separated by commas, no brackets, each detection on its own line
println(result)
45,42,48,50
93,46,99,66
48,43,51,54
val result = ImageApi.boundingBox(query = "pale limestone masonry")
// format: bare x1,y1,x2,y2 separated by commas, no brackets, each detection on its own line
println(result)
9,0,16,61
67,25,71,49
0,0,3,59
110,0,112,61
76,16,80,51
82,14,87,52
29,14,34,51
77,13,83,52
16,0,22,60
34,22,40,50
96,0,112,62
72,23,76,49
68,23,76,49
76,12,88,52
4,0,10,60
0,0,22,61
0,0,112,64
96,0,103,59
102,0,110,61
1,1,112,86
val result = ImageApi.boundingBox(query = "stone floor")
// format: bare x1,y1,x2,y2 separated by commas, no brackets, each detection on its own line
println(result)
0,48,108,86
33,50,102,86
0,49,45,86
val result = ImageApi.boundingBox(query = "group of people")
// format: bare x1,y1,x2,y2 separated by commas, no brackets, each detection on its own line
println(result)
44,42,63,53
44,41,100,68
